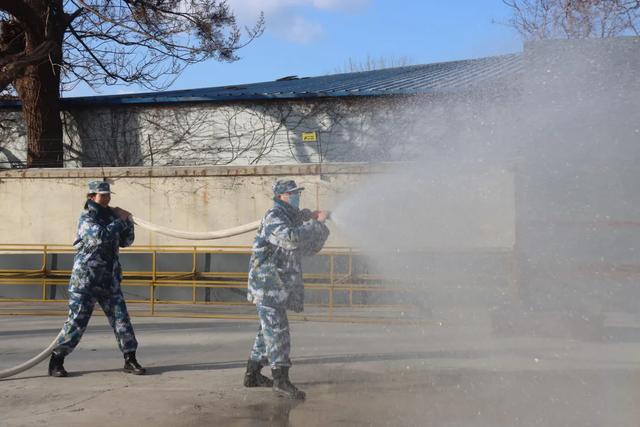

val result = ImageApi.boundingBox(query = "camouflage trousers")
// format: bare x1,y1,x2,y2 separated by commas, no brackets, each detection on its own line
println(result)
249,304,291,369
54,288,138,356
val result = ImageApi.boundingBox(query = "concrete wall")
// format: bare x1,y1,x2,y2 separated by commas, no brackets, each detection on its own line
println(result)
0,163,515,249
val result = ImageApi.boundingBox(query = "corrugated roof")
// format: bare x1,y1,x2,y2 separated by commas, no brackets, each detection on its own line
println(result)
1,53,523,108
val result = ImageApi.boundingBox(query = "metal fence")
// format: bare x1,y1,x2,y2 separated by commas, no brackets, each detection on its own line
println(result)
0,244,433,323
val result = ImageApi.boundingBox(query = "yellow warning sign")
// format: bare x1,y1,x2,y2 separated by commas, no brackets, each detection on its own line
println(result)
301,131,318,142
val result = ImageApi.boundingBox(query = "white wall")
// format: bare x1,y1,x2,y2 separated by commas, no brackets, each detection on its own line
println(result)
0,163,515,249
0,90,516,169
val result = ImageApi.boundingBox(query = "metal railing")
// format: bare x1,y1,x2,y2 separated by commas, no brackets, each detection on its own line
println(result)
0,244,429,323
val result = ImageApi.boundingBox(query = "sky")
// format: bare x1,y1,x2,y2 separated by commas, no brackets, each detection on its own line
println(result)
67,0,523,97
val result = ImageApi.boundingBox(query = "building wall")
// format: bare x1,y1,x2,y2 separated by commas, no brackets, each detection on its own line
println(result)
0,110,26,168
0,89,516,168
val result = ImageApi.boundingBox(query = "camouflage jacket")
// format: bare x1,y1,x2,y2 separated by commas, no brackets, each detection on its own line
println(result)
247,199,330,311
68,200,135,293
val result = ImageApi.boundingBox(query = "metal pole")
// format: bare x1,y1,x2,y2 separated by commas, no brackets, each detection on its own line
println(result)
348,250,353,307
204,252,212,302
192,246,197,304
329,254,335,319
41,245,48,302
151,251,157,315
41,245,47,273
49,253,58,300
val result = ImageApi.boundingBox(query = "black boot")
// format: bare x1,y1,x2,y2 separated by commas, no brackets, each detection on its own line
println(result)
48,352,68,377
123,352,146,375
244,359,273,387
272,367,305,400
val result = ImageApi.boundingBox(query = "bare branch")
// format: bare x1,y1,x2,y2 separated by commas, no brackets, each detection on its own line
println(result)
0,1,43,34
0,40,56,91
504,0,640,39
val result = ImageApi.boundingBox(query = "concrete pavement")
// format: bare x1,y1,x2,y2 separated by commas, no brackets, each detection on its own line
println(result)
1,313,640,426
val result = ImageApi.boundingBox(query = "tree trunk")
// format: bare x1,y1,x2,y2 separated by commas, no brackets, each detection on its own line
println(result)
15,61,63,168
13,0,65,168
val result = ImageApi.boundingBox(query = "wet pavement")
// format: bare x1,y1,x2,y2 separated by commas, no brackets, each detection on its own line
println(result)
1,313,640,426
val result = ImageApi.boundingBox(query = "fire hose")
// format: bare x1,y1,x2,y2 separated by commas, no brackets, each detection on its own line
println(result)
0,217,261,379
131,216,261,240
0,338,61,379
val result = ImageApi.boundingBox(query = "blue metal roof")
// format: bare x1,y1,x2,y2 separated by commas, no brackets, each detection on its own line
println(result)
1,53,523,108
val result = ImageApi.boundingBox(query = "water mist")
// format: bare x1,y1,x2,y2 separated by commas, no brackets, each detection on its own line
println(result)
313,38,640,427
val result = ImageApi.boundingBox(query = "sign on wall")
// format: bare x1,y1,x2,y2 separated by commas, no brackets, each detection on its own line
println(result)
301,131,318,142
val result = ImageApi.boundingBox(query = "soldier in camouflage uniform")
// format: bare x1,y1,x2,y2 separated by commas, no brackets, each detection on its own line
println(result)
244,179,330,400
48,181,146,377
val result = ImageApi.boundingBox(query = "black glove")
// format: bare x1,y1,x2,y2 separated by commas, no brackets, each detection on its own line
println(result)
300,208,313,222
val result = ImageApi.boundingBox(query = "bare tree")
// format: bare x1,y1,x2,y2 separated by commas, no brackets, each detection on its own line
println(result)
503,0,640,40
0,1,263,168
333,55,413,74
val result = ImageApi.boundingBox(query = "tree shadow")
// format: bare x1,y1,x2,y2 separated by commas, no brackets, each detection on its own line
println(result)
0,146,25,168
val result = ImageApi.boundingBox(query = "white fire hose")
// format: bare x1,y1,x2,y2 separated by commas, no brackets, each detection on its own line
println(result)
0,217,260,379
131,216,261,240
0,337,62,379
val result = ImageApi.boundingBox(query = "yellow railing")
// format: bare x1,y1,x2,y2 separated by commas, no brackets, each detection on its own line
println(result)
0,244,425,323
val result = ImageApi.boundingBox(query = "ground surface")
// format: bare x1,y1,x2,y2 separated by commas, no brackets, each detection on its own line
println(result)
1,309,640,427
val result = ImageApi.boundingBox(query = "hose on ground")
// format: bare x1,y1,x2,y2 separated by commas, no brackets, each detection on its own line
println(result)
0,218,261,379
0,335,61,379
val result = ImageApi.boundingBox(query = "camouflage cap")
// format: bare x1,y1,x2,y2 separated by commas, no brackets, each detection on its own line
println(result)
87,181,113,194
272,179,304,196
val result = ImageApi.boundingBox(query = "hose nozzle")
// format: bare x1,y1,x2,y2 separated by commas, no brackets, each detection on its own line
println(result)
311,210,332,221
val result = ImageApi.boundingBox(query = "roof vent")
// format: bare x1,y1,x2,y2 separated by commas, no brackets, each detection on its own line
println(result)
276,75,299,81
